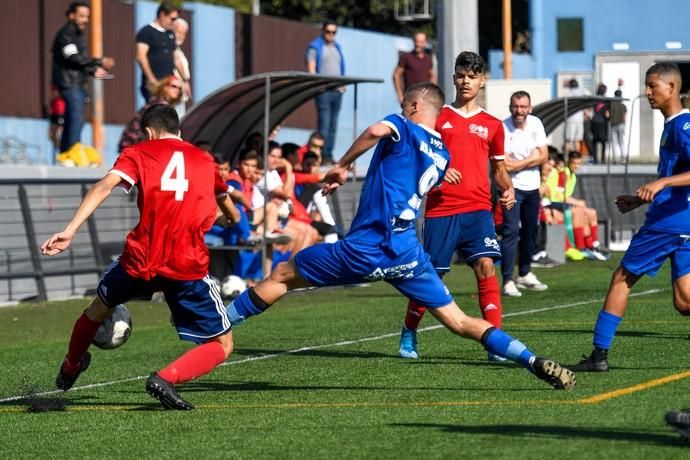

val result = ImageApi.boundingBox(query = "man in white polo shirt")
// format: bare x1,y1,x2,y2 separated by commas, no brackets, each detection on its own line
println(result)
501,91,549,297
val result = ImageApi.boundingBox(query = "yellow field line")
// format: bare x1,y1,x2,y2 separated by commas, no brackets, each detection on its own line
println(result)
577,369,690,404
3,370,689,414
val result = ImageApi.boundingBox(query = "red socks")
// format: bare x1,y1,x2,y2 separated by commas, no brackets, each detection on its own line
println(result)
573,227,586,250
65,312,101,373
590,224,599,246
404,300,427,330
478,276,502,329
158,341,226,385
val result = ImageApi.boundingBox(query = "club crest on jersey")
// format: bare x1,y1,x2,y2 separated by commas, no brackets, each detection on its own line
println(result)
469,124,489,139
683,122,690,131
484,237,500,251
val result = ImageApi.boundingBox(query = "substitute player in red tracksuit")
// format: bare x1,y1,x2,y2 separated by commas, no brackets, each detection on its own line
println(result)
42,105,240,410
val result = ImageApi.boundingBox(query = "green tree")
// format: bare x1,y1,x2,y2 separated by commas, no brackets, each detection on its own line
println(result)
190,0,434,37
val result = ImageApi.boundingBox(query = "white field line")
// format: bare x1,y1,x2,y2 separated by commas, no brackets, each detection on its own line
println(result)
0,288,662,404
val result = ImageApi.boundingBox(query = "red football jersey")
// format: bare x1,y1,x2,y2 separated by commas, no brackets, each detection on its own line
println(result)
109,137,228,281
425,105,505,217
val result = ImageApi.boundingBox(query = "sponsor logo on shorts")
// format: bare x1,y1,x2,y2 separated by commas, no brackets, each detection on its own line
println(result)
365,261,419,281
484,237,500,251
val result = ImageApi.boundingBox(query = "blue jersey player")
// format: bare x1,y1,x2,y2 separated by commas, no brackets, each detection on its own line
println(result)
570,63,690,372
226,82,575,390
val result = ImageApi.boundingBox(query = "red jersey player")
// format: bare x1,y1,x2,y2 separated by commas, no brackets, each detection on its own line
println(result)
41,105,240,410
398,51,515,361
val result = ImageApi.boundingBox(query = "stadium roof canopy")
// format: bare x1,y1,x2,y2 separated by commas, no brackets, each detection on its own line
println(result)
532,96,628,135
180,72,383,161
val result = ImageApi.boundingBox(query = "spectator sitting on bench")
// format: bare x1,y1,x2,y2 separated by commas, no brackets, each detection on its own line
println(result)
545,152,609,261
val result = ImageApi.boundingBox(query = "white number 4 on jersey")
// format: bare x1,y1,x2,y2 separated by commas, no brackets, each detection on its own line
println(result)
161,151,189,201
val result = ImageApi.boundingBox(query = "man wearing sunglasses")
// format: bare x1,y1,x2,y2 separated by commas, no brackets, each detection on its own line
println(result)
306,20,346,165
136,1,183,101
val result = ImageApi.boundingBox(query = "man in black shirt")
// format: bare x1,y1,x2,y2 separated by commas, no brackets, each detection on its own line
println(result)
135,2,183,101
51,1,115,153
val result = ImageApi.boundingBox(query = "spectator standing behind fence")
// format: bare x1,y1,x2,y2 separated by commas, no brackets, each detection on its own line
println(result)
118,76,183,152
306,20,345,165
173,18,191,119
563,79,584,154
591,83,610,164
51,1,115,154
610,89,627,163
393,32,437,103
501,91,549,297
135,2,180,101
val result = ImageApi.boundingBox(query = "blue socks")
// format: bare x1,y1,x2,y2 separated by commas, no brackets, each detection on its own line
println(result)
226,289,266,325
481,327,535,370
592,310,622,350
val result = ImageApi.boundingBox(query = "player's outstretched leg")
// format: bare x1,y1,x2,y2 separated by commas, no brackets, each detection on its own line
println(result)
428,304,576,390
56,297,112,390
666,409,690,441
147,337,231,410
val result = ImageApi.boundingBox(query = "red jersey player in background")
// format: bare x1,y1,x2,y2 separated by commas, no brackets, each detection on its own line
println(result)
398,51,515,361
41,105,240,410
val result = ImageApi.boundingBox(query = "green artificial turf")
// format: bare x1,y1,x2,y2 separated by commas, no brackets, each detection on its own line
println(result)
1,255,689,458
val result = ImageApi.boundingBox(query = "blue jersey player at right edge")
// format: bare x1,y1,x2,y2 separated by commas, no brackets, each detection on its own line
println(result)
226,82,575,392
570,63,690,372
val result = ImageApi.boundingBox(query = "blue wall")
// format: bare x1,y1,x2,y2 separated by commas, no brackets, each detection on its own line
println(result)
528,0,690,94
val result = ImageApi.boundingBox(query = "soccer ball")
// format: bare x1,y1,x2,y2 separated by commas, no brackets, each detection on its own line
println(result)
221,275,247,299
92,304,132,349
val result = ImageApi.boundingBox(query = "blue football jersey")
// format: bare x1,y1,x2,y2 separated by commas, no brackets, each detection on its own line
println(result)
347,113,450,255
645,110,690,233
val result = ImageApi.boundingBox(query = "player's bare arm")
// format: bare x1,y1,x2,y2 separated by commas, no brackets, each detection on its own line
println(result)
323,122,394,195
135,42,156,84
41,173,123,256
217,194,241,224
505,145,548,172
491,159,516,210
637,170,690,202
392,65,405,102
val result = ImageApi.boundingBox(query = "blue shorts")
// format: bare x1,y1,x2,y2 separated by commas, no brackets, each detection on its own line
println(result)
423,210,501,272
294,240,453,308
621,227,690,281
97,260,231,344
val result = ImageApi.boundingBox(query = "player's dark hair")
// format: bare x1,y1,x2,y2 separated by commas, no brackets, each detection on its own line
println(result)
303,151,319,162
404,82,445,112
140,104,179,135
322,20,337,30
267,141,281,155
647,62,682,83
510,90,531,103
213,152,228,165
245,132,263,151
66,1,89,16
157,1,178,18
282,142,300,158
238,148,259,163
309,131,325,142
454,51,487,75
569,151,582,161
195,141,212,152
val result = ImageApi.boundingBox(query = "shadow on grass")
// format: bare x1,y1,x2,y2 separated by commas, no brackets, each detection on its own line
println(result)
392,422,687,447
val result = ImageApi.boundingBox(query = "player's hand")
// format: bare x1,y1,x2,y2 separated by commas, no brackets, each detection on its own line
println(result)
443,168,462,185
40,231,75,256
322,164,350,196
101,57,115,70
636,180,665,202
615,195,645,214
500,188,516,210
